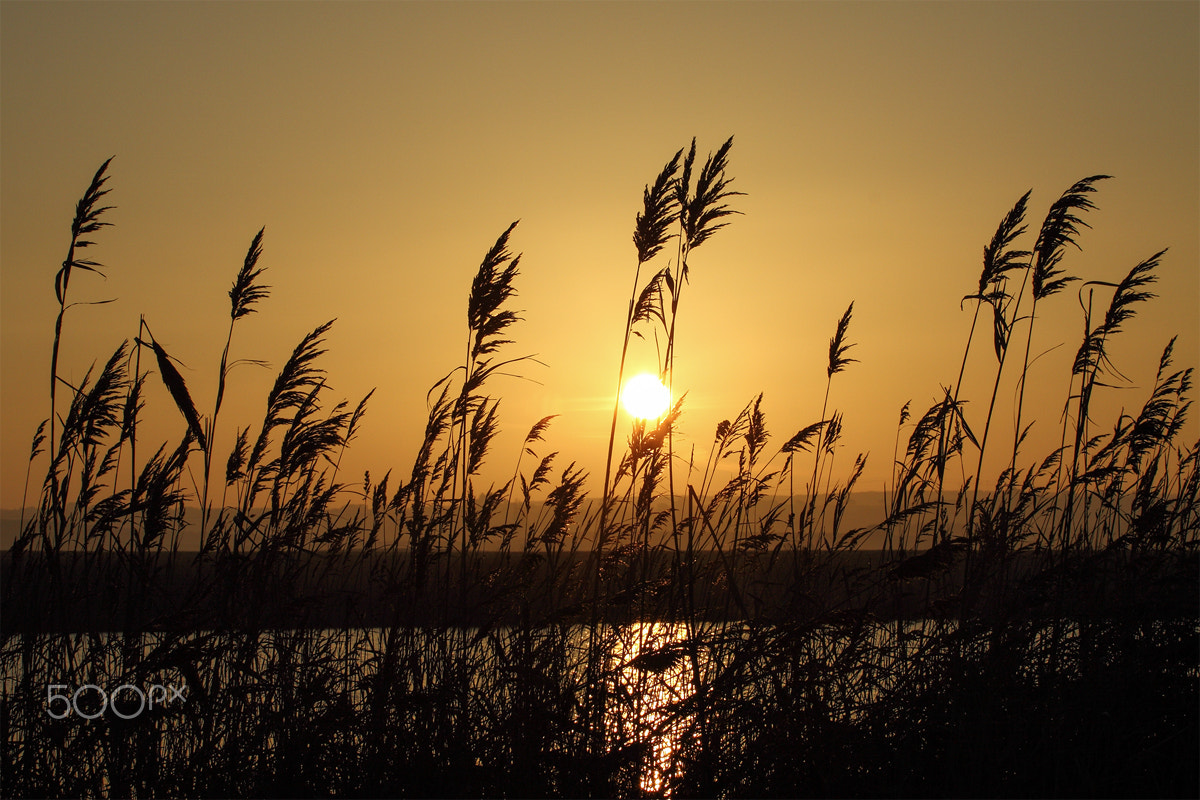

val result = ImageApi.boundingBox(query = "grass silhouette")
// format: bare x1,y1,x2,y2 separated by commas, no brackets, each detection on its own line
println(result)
2,147,1196,798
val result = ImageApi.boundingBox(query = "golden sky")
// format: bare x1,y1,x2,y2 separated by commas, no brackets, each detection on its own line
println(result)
2,1,1197,511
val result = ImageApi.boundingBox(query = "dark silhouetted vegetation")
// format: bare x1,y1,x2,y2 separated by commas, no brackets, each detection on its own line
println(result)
3,148,1196,798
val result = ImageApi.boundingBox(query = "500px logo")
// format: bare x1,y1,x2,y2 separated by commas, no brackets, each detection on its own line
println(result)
46,683,187,720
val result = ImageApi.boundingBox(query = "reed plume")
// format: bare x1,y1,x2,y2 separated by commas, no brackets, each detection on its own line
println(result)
202,228,271,532
797,302,856,547
49,157,115,475
601,148,683,538
967,176,1108,540
1010,176,1109,470
1062,251,1162,543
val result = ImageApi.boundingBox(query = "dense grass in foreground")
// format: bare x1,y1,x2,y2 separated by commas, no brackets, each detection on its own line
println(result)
3,145,1197,797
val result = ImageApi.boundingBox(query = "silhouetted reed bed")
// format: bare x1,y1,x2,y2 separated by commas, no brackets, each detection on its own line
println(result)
4,549,1197,634
3,148,1197,797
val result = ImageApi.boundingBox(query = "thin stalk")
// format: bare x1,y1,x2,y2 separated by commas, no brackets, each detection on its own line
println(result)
661,236,690,541
806,379,833,549
601,145,683,544
201,314,239,534
1004,297,1042,526
599,257,648,542
457,329,472,587
130,317,144,546
969,266,1030,539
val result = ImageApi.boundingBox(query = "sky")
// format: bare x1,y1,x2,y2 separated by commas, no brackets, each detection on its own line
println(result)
2,1,1197,514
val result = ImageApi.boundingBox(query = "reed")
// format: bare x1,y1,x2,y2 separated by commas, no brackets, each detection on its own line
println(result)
2,154,1195,799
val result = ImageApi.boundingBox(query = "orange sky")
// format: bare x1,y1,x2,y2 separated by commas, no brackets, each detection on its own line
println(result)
2,1,1197,512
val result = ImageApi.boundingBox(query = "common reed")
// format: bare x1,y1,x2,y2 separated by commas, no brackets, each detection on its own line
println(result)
2,151,1195,799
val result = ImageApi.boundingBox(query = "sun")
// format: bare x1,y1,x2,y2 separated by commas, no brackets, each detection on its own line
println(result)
621,373,671,420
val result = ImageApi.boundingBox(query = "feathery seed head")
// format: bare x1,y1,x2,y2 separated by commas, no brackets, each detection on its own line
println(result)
1032,175,1110,300
231,227,270,319
827,301,858,378
978,190,1031,294
634,148,683,264
681,136,743,252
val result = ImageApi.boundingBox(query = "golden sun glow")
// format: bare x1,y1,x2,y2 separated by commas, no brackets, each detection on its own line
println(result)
621,373,671,420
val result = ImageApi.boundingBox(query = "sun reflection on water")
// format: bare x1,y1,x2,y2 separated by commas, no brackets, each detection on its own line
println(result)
607,621,699,796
